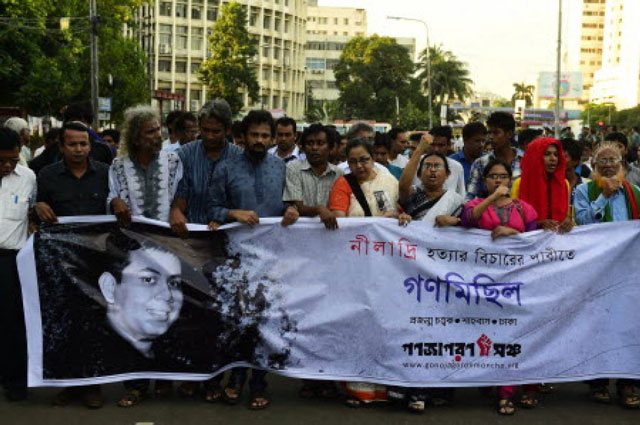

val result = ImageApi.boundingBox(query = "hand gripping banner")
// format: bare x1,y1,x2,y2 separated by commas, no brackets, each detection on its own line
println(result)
18,216,640,387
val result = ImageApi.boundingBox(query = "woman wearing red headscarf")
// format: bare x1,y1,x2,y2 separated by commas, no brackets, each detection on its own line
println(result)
512,137,573,233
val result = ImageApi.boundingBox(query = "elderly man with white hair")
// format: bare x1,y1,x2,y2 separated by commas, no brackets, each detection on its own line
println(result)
574,141,640,409
3,117,31,165
107,105,183,407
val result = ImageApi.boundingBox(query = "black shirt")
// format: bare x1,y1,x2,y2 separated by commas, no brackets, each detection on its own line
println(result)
29,141,113,176
37,159,109,217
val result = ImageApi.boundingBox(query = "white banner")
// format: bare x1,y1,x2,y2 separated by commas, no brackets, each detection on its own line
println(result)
18,217,640,387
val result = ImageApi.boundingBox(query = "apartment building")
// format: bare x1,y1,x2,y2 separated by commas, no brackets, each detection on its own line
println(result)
130,0,307,118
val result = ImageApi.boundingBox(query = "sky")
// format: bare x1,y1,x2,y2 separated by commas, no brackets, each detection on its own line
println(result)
318,0,562,99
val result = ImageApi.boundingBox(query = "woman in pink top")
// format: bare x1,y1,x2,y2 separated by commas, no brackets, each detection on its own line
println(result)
461,158,538,415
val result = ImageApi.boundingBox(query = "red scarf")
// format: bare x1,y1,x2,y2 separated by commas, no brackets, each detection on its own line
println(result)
519,137,568,221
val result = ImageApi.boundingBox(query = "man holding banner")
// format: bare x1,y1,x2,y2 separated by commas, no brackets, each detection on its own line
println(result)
575,141,640,408
0,128,36,402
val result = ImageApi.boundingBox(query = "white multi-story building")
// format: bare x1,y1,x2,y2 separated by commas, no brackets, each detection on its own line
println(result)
590,0,640,109
130,0,307,119
304,2,415,107
564,0,606,102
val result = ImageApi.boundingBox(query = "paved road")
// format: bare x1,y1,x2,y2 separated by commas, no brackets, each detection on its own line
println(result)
1,376,638,425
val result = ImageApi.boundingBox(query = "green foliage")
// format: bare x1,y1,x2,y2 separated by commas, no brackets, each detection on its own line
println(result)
396,101,430,130
334,35,417,122
199,1,258,114
417,45,473,109
493,98,514,108
0,0,148,123
580,103,616,129
512,82,535,107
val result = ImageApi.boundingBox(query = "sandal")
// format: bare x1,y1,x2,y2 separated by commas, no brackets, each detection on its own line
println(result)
248,389,271,410
617,385,640,409
408,394,426,413
223,381,244,405
154,380,172,398
497,398,515,416
538,383,555,394
204,384,224,403
344,396,364,408
519,393,538,409
590,385,611,404
117,389,146,408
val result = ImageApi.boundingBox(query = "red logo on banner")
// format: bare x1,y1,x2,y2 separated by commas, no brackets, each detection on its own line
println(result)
476,334,493,357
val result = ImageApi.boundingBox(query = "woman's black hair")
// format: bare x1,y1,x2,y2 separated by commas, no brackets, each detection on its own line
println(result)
418,152,450,176
483,158,513,179
345,136,374,157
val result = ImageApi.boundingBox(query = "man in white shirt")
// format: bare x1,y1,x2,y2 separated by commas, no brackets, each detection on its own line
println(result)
3,117,31,166
268,117,305,163
387,127,409,169
0,128,36,401
161,110,184,150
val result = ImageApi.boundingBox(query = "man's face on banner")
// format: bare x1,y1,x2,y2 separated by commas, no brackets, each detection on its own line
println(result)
112,248,183,340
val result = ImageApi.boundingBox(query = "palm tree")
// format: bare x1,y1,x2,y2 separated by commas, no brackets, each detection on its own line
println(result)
511,82,535,107
417,45,473,111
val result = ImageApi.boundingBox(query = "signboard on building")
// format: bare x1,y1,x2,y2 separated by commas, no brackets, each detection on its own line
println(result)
538,72,583,100
98,97,111,112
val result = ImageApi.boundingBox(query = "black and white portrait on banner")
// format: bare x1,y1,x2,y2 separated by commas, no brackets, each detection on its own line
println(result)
29,219,296,382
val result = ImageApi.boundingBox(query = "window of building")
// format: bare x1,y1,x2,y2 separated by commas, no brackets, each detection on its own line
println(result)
190,89,201,101
264,12,272,30
282,97,288,111
273,69,280,82
344,18,349,25
319,17,327,24
285,15,291,32
175,2,188,18
250,7,259,26
272,96,279,109
176,25,188,49
159,2,172,16
326,81,338,89
191,27,203,50
159,24,172,46
158,60,171,72
262,44,270,58
192,5,202,19
306,57,325,70
326,58,339,70
175,61,187,73
283,71,288,83
275,13,281,31
191,62,201,74
207,6,218,20
334,17,338,25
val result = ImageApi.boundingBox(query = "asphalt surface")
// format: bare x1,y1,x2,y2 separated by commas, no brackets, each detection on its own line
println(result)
1,376,639,425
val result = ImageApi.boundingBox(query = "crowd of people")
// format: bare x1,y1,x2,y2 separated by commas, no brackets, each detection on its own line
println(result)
1,100,639,415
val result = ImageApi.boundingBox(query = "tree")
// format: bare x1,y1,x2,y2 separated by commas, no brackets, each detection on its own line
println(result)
199,1,258,114
334,35,417,122
0,0,149,123
580,103,616,129
512,82,535,107
417,45,473,111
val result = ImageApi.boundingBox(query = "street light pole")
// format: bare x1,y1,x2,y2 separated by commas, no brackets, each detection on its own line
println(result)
554,0,562,139
90,0,99,129
387,16,432,128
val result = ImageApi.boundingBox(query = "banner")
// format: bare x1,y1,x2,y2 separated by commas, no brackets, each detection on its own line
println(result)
18,216,640,387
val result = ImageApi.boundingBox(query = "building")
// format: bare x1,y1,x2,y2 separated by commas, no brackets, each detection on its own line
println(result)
304,3,367,106
589,0,640,109
304,2,415,109
129,0,307,119
564,0,606,103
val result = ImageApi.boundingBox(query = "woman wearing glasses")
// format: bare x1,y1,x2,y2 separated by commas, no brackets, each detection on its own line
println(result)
398,134,464,227
461,158,538,415
328,137,405,408
329,137,405,221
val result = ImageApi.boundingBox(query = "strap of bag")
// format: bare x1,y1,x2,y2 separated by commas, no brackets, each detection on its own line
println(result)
344,173,372,217
410,191,446,218
512,199,528,227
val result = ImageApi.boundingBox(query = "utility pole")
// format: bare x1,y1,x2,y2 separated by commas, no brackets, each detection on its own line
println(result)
387,16,432,128
554,0,562,139
90,0,99,129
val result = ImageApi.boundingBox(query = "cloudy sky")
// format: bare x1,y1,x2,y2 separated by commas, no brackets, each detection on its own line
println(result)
318,0,562,99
